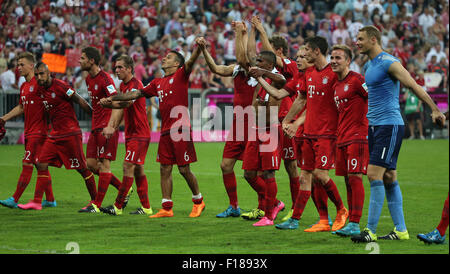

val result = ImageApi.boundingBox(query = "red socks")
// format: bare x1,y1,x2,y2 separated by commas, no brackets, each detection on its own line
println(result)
437,194,449,237
344,177,353,217
264,177,277,220
94,172,112,208
135,175,150,209
109,174,122,190
289,176,300,209
80,169,97,200
33,170,50,204
312,180,329,220
114,176,133,209
223,172,238,208
323,179,344,211
192,195,203,205
162,200,174,210
44,171,55,202
13,165,34,202
247,175,266,210
348,175,365,223
292,190,311,220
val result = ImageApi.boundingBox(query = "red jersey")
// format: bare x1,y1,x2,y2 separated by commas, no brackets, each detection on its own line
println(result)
299,64,338,138
120,77,151,140
85,70,117,130
333,71,368,146
19,77,48,138
232,65,257,108
278,58,299,119
40,79,81,138
142,66,191,134
283,71,307,138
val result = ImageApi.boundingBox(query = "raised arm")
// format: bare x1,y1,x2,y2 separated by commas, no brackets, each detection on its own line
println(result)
246,21,258,67
196,37,235,77
251,16,284,68
388,62,446,125
233,21,250,70
185,43,202,74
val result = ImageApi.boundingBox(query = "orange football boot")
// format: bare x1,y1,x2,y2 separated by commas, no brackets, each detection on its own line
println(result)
304,219,331,232
149,208,174,218
332,207,349,231
189,201,205,217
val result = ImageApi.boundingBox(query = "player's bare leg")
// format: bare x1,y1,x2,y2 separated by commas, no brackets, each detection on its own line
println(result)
87,158,100,175
150,164,174,218
160,164,173,200
178,164,200,195
178,164,205,217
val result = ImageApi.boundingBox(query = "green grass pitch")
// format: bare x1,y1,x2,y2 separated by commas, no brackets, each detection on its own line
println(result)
0,140,448,254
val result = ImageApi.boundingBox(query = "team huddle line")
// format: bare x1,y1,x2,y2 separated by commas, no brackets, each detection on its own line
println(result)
0,18,447,245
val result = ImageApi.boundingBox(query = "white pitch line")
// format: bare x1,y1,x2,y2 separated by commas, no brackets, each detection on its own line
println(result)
0,245,61,254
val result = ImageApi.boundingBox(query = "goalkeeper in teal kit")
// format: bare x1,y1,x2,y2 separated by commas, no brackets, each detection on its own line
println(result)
351,26,446,243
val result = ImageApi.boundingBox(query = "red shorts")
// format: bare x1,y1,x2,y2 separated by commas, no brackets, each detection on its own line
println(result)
124,138,150,165
294,137,304,168
23,136,47,164
86,129,119,160
222,140,247,160
335,142,369,176
37,134,87,170
281,134,296,161
242,126,281,171
157,133,197,166
223,118,250,160
301,137,336,171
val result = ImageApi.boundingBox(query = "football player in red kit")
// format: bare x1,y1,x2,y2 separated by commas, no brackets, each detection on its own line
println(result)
101,44,205,218
97,55,153,215
256,36,348,231
195,31,255,218
18,62,97,211
330,45,369,236
250,16,301,221
0,52,55,209
79,47,123,211
243,19,287,226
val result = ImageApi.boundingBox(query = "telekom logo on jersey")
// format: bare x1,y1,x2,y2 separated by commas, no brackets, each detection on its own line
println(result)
308,85,315,98
169,98,280,153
